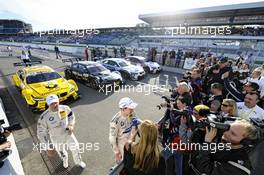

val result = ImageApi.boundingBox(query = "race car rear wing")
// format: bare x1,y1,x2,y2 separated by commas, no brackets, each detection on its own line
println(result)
13,61,42,67
62,57,84,64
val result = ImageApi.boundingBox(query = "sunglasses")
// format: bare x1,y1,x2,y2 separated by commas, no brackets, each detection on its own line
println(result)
221,104,230,107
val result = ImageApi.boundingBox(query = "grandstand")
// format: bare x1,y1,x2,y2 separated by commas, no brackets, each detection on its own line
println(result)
0,19,32,35
137,1,264,61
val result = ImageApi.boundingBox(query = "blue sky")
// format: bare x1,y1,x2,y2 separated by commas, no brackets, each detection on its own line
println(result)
0,0,263,31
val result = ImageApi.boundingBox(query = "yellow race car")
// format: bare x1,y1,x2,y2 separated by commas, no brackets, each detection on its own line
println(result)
12,65,80,112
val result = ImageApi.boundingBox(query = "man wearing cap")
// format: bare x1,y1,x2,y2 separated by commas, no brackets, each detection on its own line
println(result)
109,97,140,162
219,57,233,79
37,94,86,169
224,79,259,102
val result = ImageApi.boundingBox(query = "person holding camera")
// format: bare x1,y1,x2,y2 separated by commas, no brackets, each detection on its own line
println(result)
122,120,166,175
191,119,257,175
170,82,192,103
190,68,203,107
109,97,140,163
0,128,11,168
37,94,86,169
206,83,224,110
159,96,193,175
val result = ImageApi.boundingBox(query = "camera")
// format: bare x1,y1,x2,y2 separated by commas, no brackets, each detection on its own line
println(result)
157,96,174,110
183,71,192,80
0,120,22,144
0,120,21,168
194,114,233,132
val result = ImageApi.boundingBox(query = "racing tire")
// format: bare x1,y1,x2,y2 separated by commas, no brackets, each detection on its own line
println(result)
65,70,72,79
121,71,130,80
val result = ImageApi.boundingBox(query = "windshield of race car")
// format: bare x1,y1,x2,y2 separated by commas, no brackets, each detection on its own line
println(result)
26,72,61,84
87,65,107,73
117,61,129,67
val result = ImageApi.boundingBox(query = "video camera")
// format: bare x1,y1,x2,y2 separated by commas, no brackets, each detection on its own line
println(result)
194,114,233,132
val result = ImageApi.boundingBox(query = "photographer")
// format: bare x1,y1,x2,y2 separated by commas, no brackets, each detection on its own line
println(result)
160,96,193,175
191,119,257,175
205,83,224,111
170,82,192,103
0,128,11,168
203,64,222,94
190,69,204,106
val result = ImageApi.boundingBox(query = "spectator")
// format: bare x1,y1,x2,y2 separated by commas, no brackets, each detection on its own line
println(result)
175,49,182,67
206,83,224,111
27,47,32,58
84,45,90,61
7,45,12,56
161,49,168,66
169,49,176,66
221,99,238,117
219,57,232,78
123,120,166,175
54,45,62,59
192,119,258,175
224,77,259,102
237,92,264,120
0,127,11,168
190,68,203,106
113,47,118,57
21,50,30,67
249,68,264,98
210,100,221,115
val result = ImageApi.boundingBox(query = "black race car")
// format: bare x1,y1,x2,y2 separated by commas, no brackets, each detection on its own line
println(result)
64,61,123,89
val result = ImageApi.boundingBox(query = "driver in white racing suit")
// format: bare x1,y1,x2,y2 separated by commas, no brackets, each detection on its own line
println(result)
109,97,141,163
37,94,86,169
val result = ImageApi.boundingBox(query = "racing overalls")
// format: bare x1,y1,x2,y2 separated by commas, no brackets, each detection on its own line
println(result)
37,105,82,165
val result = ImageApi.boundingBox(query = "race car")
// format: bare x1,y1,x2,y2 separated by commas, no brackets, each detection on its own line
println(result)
99,58,145,80
64,61,123,89
124,56,162,73
12,65,79,112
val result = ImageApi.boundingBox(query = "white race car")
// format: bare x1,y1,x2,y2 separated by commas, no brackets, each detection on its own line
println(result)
124,56,162,74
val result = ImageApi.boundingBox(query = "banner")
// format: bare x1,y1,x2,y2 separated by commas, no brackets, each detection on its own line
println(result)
183,58,198,70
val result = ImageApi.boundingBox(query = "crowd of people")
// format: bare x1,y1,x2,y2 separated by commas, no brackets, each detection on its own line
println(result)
108,54,264,175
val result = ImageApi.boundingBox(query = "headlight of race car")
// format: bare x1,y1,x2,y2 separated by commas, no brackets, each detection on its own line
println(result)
32,96,45,101
130,72,137,76
69,87,75,92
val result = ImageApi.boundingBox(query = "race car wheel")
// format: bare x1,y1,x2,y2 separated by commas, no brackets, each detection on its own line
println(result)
121,71,130,80
65,70,72,79
90,79,99,89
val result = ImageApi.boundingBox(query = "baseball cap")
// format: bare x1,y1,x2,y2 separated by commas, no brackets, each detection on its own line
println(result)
245,82,259,91
253,67,262,73
119,97,138,109
46,94,59,106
